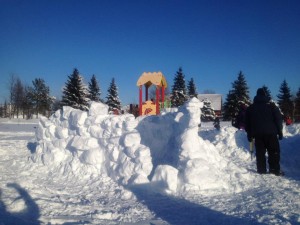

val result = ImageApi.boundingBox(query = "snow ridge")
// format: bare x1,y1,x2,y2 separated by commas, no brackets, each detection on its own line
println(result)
32,98,254,196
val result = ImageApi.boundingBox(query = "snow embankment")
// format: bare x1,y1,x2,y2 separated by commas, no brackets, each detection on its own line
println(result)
32,98,254,196
32,102,152,185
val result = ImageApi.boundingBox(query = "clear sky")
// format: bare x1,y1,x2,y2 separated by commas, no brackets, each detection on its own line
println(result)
1,0,300,105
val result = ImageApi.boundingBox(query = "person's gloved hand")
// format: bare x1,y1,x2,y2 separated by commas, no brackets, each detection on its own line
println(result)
278,133,283,140
247,135,253,142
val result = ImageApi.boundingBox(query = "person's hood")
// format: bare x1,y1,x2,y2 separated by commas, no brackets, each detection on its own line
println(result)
254,94,269,104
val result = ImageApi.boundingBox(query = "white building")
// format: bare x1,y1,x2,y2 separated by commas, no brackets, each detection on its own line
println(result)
197,94,222,117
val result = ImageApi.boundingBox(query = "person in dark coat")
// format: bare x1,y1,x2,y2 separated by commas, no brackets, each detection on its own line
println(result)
213,117,220,130
236,103,247,130
245,88,284,176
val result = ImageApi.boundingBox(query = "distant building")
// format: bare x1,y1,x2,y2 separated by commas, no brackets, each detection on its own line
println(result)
197,94,222,117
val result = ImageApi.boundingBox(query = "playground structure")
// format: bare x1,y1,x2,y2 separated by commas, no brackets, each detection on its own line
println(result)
136,72,168,116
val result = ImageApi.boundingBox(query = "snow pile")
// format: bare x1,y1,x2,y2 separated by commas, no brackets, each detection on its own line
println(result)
32,102,152,185
138,98,252,195
32,98,253,196
2,111,300,225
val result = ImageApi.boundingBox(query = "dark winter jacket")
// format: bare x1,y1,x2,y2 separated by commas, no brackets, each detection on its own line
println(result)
236,105,247,129
245,94,283,138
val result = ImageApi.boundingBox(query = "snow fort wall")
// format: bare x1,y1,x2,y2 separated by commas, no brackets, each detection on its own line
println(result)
138,97,252,195
32,101,153,185
32,99,253,196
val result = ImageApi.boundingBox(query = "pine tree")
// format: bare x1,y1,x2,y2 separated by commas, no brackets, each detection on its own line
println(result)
8,74,17,119
294,87,300,122
201,98,216,121
12,77,24,118
0,103,3,118
222,71,251,120
277,79,294,118
52,98,62,113
88,74,102,102
222,90,235,120
106,78,121,114
23,85,34,118
27,78,53,118
170,67,188,107
187,78,198,98
61,68,89,111
262,85,272,100
4,101,8,118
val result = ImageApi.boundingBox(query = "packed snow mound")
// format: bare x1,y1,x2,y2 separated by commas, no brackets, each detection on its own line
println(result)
32,102,152,185
138,98,253,195
32,98,254,196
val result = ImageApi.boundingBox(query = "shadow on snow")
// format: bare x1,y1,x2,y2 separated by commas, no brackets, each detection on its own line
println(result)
128,183,268,225
27,141,37,154
0,183,40,225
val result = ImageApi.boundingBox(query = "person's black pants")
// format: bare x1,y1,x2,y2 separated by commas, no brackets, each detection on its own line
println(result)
254,134,280,173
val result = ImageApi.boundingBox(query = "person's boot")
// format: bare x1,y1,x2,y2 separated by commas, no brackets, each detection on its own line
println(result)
257,170,267,175
269,170,285,176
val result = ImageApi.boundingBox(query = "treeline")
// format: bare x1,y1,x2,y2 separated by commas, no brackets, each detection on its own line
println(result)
166,68,300,123
0,68,121,119
0,67,197,119
0,75,54,119
0,68,299,122
222,71,300,122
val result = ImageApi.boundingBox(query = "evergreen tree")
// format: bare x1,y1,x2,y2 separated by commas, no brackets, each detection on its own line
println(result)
277,79,294,118
27,78,53,118
88,74,102,102
201,98,216,121
170,67,188,107
0,103,3,118
222,71,251,120
106,78,121,114
187,78,198,98
294,87,300,122
61,68,89,111
222,90,235,120
52,98,62,113
262,85,272,100
3,101,8,118
11,77,24,118
8,74,17,119
23,85,34,118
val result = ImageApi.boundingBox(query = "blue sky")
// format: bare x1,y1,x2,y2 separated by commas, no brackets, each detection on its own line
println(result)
1,0,300,105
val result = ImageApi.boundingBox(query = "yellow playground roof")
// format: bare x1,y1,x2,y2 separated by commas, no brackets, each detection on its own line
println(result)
136,72,167,88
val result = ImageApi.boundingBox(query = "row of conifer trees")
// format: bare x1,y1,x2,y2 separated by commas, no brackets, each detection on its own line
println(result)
1,68,299,122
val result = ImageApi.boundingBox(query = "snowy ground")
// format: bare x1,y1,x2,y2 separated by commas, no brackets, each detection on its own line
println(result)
0,101,299,225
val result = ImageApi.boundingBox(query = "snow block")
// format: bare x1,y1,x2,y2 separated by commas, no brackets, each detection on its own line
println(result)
181,97,201,128
47,124,56,139
62,106,74,120
52,139,68,149
35,124,46,141
39,115,53,127
128,174,149,184
69,136,99,151
79,148,104,166
88,125,103,139
182,159,211,184
55,127,69,139
151,165,178,193
69,110,88,128
89,101,109,116
123,115,138,132
179,128,202,160
122,132,141,147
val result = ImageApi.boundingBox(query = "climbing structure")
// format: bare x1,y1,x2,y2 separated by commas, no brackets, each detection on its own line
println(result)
136,72,168,116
